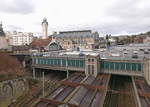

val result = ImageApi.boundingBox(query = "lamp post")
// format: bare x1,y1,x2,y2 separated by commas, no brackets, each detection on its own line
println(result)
42,71,45,97
66,57,69,78
33,67,35,79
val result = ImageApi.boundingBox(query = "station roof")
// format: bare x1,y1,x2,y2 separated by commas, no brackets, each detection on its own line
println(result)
32,44,150,62
61,51,99,57
53,30,98,38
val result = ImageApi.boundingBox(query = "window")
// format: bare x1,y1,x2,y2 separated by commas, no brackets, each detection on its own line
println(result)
120,62,125,70
115,62,120,70
92,65,94,74
62,59,66,66
57,59,61,65
110,62,114,70
72,60,75,66
100,61,104,69
92,59,94,62
68,60,71,66
51,59,54,65
104,62,109,69
76,60,80,67
48,59,51,65
54,59,57,65
132,63,137,71
137,63,142,72
80,60,85,67
126,63,131,71
44,59,46,64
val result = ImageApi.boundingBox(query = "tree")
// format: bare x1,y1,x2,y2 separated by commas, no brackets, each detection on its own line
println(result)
105,34,111,48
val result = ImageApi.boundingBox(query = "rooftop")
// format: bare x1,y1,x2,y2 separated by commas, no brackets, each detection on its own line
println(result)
59,30,91,34
32,45,150,61
53,30,98,38
30,38,51,48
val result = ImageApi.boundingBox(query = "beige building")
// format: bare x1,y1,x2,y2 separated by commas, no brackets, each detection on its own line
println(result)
143,37,150,44
41,18,48,39
12,32,34,46
0,22,8,50
5,31,13,45
5,31,34,46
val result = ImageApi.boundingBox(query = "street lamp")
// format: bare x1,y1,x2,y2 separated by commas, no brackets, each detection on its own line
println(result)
42,71,45,97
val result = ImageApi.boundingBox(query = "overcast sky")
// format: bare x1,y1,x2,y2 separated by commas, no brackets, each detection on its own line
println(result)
0,0,150,36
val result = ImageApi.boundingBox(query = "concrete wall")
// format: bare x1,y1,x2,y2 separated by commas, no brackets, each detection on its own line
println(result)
0,37,8,49
143,58,150,85
0,78,28,107
85,55,99,77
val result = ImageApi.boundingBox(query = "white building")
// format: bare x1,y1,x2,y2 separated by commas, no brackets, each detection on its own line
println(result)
143,37,150,44
12,32,34,46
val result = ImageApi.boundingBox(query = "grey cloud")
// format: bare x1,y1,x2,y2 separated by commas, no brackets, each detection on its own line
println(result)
7,25,23,31
91,22,150,36
47,0,150,36
106,0,150,19
97,0,150,35
0,0,36,14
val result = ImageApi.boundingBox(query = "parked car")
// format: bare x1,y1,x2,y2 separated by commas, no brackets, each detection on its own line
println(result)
144,51,149,54
132,55,138,58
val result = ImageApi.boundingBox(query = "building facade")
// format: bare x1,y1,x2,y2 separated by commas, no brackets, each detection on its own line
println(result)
41,18,48,39
30,37,62,52
11,32,34,46
0,22,9,50
53,30,99,50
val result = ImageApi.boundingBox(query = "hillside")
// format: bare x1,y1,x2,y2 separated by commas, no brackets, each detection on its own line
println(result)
0,53,25,81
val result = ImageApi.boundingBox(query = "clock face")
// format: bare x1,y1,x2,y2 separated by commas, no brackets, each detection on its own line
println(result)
43,18,47,22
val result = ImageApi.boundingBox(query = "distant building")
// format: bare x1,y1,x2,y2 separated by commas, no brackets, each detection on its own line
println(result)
53,30,99,50
113,43,150,51
29,18,63,52
30,38,51,51
12,45,30,53
0,22,8,50
41,18,48,39
133,36,144,43
143,37,150,44
30,37,62,52
99,37,106,48
11,32,34,46
5,31,13,45
109,38,116,46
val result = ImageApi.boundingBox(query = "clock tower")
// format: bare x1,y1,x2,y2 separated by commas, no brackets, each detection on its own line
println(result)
41,18,48,39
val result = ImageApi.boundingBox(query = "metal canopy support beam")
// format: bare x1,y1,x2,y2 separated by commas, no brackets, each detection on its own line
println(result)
66,57,69,78
33,67,35,79
67,70,69,78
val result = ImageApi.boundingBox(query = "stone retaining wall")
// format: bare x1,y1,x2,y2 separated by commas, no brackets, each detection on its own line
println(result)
0,77,28,107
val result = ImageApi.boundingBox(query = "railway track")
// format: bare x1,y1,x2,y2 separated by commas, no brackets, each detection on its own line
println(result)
9,79,58,107
103,75,137,107
46,74,85,101
134,77,150,107
33,73,110,107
